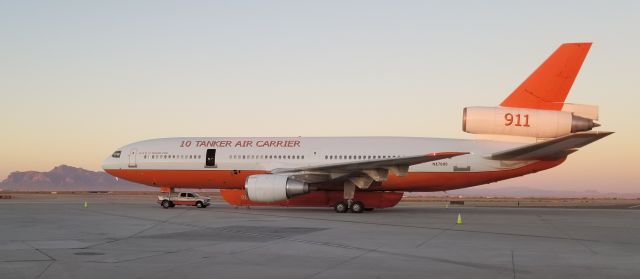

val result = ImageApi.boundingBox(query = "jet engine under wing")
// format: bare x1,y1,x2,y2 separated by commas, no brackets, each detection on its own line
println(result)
490,131,613,161
272,152,468,184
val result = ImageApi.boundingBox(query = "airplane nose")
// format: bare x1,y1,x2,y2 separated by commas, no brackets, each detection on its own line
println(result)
101,157,112,171
101,157,109,171
102,156,119,172
102,150,123,172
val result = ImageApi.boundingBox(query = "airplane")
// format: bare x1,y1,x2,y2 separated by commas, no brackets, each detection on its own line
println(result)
102,42,612,213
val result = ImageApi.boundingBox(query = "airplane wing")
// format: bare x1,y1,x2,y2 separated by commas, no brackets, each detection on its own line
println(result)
489,131,613,161
272,152,468,185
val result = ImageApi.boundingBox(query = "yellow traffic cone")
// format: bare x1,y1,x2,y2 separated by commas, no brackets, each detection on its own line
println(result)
84,201,88,208
456,213,462,225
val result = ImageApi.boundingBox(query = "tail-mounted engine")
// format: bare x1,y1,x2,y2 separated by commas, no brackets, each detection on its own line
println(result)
463,105,599,138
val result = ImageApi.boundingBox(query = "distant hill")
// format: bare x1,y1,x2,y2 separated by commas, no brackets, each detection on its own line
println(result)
0,165,149,191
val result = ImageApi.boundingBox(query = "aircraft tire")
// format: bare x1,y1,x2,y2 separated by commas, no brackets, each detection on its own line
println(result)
351,201,364,213
334,201,349,213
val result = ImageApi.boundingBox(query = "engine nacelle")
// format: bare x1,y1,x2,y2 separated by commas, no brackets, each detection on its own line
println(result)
463,106,598,138
245,174,310,203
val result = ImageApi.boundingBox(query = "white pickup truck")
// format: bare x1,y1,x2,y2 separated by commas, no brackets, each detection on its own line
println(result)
157,192,211,209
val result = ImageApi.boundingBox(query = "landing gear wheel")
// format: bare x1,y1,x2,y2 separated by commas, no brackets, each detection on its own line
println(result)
351,201,364,213
196,201,204,208
161,200,172,209
334,201,349,213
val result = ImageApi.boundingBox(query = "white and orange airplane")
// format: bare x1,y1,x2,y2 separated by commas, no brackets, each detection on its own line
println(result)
103,42,611,213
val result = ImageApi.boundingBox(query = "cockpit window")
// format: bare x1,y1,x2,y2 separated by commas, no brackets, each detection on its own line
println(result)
112,151,122,158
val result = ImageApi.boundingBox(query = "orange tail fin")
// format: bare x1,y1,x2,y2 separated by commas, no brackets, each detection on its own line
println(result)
500,43,592,111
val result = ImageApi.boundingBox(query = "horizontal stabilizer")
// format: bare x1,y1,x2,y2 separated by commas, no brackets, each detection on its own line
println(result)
490,131,612,161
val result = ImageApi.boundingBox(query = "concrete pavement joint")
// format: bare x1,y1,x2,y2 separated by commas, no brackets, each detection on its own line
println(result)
35,262,54,279
537,214,598,255
511,250,516,279
217,208,639,246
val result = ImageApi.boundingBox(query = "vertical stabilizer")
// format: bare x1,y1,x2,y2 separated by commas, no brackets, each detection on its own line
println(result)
500,43,591,111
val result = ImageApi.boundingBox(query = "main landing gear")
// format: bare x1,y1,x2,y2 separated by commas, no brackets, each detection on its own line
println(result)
335,180,370,213
334,200,367,213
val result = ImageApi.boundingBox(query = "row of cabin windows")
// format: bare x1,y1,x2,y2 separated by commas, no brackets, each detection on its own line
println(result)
325,155,400,160
139,154,400,161
143,154,202,160
228,154,401,161
230,154,305,160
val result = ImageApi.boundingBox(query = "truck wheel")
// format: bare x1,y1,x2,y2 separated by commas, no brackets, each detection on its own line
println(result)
196,201,204,208
161,200,171,209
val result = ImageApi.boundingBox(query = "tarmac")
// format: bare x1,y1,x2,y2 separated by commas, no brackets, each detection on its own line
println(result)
1,194,639,278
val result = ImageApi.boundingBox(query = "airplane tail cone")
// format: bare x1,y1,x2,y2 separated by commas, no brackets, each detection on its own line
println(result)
457,213,462,225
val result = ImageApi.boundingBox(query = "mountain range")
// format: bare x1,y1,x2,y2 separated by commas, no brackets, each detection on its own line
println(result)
0,165,149,191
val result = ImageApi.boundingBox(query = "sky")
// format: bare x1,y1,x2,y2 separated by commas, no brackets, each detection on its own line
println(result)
1,1,639,193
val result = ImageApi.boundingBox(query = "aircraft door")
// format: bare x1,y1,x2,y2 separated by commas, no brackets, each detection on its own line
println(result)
128,148,138,168
206,149,217,168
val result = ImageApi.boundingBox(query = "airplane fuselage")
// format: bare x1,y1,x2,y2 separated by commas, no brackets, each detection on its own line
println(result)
102,136,565,192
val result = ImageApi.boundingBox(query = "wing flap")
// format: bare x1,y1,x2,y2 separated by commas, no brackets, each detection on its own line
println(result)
490,131,612,161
